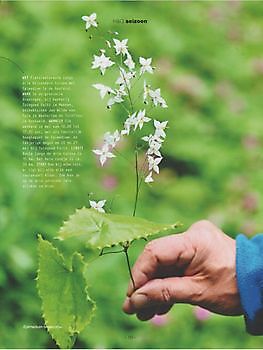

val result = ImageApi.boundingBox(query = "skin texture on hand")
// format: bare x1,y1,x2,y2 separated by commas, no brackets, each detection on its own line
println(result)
123,220,243,321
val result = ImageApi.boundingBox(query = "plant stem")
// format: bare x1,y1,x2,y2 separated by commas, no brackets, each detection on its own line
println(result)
132,150,139,217
0,56,25,74
100,248,124,256
123,246,135,290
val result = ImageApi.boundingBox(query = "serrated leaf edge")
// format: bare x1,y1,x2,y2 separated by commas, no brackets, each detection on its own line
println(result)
57,207,183,250
36,235,96,349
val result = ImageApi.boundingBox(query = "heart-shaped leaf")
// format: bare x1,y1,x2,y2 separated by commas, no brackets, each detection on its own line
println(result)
58,208,181,249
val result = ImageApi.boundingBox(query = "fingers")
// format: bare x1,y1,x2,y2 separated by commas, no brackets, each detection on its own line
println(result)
136,304,173,321
123,297,173,321
124,276,199,315
136,308,156,321
127,233,195,296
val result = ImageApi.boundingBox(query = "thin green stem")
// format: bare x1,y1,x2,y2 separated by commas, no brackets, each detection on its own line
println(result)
126,85,134,113
100,248,124,256
0,56,25,74
119,102,130,114
131,73,142,90
132,87,144,106
123,246,135,290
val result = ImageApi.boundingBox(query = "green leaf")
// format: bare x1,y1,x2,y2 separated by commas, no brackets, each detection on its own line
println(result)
37,236,96,349
58,208,182,249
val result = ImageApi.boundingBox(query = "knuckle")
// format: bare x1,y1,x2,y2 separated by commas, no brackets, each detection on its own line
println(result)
144,240,157,257
161,286,172,303
190,220,214,233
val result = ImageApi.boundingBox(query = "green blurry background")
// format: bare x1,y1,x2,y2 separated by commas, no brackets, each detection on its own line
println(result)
0,0,263,348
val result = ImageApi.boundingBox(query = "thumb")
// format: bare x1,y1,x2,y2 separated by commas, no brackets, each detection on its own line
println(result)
128,277,198,311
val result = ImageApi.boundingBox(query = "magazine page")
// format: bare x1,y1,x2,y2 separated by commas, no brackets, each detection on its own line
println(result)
0,1,263,349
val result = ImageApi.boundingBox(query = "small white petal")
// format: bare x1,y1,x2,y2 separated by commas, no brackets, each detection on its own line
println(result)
97,200,106,208
145,172,154,183
89,200,97,207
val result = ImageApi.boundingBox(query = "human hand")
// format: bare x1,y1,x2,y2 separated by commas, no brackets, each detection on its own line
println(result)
123,220,243,321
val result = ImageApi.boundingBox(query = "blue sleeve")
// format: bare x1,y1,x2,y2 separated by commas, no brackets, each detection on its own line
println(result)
236,234,263,335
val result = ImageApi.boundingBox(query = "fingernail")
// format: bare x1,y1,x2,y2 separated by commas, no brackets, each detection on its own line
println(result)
131,294,148,309
127,282,134,297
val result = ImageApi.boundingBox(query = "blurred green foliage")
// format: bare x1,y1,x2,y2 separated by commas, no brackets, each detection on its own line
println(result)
0,1,263,348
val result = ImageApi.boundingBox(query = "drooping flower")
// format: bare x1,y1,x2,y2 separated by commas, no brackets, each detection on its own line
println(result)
145,171,154,183
89,199,106,213
106,87,126,109
149,88,168,108
92,53,115,75
103,130,121,148
116,68,135,89
148,156,162,174
139,57,153,75
121,112,137,135
124,53,135,71
154,120,168,139
113,38,129,55
147,140,162,157
107,95,124,109
143,80,150,104
142,133,163,145
82,13,98,30
93,144,115,166
92,83,114,99
134,109,151,130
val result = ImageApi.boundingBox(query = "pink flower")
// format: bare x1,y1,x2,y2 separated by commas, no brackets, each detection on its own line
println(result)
150,314,169,327
102,175,118,190
242,192,259,213
193,306,211,321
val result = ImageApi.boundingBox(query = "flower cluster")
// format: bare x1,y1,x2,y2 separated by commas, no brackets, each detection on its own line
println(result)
83,13,169,183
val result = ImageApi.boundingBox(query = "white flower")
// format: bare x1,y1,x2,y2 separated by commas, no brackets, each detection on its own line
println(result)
113,38,128,55
103,130,120,148
142,134,153,143
134,109,151,130
92,53,115,75
107,95,123,109
93,144,115,166
159,97,168,108
154,120,168,139
116,84,127,97
116,68,135,89
145,172,154,183
139,57,153,75
89,200,106,213
106,87,126,109
92,84,114,99
82,13,98,30
143,80,150,104
121,112,137,135
149,88,168,108
142,133,163,144
124,53,135,71
148,156,162,174
147,140,162,157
